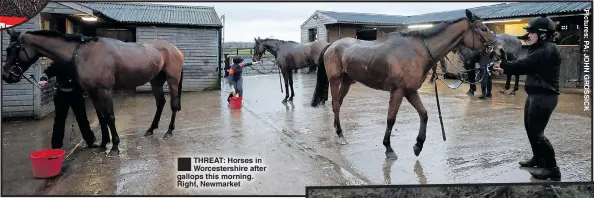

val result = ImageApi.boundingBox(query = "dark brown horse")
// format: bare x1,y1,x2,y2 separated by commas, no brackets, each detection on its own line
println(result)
310,10,498,160
2,29,184,156
252,37,329,103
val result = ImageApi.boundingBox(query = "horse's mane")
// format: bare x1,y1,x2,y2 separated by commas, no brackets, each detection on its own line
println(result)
378,17,468,41
26,30,99,43
261,38,298,45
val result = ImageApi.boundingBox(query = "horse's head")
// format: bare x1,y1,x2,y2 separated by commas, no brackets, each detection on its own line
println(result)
252,37,266,62
2,29,39,84
460,9,497,55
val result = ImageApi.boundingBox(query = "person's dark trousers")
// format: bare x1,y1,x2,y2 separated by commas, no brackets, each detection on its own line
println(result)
466,63,476,95
52,90,96,149
523,93,561,180
479,68,492,99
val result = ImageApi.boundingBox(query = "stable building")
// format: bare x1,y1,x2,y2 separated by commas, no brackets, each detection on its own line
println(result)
1,2,223,119
300,10,406,43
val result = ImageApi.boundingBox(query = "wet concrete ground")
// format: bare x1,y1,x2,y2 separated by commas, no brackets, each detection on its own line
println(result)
2,74,591,195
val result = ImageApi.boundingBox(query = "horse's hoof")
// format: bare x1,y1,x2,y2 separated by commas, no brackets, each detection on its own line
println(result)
282,99,288,103
163,133,173,139
320,101,325,105
385,151,398,160
499,90,506,94
288,97,294,101
510,92,516,96
413,144,423,156
337,136,347,145
96,146,108,153
108,149,120,157
144,131,154,137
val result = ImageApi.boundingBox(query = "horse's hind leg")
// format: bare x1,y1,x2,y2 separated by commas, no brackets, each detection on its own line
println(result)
145,71,167,137
282,70,290,103
384,88,405,160
405,90,428,157
510,74,519,95
332,75,354,145
288,70,295,101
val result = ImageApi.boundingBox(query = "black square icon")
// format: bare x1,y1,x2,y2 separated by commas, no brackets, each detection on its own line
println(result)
178,157,191,171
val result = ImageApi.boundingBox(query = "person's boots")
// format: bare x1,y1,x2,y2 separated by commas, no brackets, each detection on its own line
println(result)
530,158,561,181
519,156,545,168
466,89,474,96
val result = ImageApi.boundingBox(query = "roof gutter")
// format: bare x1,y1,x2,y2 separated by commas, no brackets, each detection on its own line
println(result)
403,11,590,25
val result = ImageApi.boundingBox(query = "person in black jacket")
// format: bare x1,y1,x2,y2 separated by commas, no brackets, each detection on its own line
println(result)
492,16,561,181
38,62,98,149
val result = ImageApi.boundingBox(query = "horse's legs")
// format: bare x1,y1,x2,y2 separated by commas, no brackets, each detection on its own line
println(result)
163,74,181,139
511,74,520,95
405,90,429,156
331,75,353,145
288,70,295,101
501,74,512,94
145,71,167,137
89,93,110,153
383,88,405,160
95,89,120,156
282,71,290,103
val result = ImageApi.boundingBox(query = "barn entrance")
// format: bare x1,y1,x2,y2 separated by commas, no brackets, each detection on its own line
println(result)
96,28,135,42
356,27,377,41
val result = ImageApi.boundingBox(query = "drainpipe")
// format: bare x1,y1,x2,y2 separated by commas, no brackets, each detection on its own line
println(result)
338,24,341,40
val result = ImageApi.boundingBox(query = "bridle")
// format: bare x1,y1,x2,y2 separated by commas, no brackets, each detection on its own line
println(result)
420,17,498,142
6,36,33,78
468,20,498,55
4,35,43,88
4,32,83,88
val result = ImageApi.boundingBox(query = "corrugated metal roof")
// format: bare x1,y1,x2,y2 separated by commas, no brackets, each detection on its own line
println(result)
402,2,591,24
316,2,590,26
79,2,222,27
318,10,406,25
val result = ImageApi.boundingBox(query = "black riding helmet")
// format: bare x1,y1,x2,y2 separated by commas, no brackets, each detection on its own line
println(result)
524,15,556,34
233,56,244,64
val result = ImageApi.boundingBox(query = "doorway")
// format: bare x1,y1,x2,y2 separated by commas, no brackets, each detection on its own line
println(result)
356,28,377,41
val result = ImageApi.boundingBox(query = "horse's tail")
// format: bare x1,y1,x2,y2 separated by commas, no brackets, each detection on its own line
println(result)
311,44,331,107
178,68,183,110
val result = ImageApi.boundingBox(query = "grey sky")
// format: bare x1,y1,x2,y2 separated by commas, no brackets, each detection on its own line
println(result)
160,2,501,42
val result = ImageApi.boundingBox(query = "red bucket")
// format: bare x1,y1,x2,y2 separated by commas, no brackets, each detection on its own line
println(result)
29,149,65,178
229,97,243,109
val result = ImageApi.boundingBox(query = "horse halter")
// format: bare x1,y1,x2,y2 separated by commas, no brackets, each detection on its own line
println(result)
6,36,33,78
468,20,497,54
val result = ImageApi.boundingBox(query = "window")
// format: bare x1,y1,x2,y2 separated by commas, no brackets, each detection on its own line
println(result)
308,28,317,42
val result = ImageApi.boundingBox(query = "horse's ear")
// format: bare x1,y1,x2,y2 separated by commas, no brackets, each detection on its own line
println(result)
554,21,560,26
465,9,475,22
6,28,16,36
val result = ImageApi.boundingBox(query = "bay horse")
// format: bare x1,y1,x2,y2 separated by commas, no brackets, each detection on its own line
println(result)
452,33,523,96
1,29,184,156
310,9,498,160
252,37,329,103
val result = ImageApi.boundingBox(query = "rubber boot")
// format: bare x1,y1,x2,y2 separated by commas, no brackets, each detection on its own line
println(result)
530,158,561,181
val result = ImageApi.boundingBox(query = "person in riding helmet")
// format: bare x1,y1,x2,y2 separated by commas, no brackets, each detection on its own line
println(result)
227,56,260,103
493,15,562,181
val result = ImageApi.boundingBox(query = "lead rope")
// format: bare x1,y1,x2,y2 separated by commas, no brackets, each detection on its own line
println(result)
421,38,446,141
